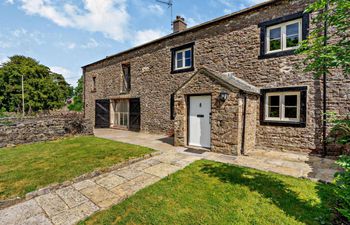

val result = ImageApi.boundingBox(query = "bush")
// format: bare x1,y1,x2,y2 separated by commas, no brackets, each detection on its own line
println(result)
334,156,350,222
328,112,350,145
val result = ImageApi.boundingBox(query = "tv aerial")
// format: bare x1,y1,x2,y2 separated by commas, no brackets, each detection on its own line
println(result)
156,0,174,29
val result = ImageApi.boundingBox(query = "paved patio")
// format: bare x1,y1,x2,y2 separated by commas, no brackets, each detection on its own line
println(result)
0,129,339,225
95,129,340,182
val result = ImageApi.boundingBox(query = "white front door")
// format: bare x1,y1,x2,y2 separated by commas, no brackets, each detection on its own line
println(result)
188,95,211,148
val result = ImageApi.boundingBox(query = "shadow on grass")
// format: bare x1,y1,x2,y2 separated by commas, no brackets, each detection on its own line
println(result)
200,162,336,225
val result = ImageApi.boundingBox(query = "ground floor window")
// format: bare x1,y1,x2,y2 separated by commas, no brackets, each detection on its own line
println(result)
113,100,129,128
260,86,307,127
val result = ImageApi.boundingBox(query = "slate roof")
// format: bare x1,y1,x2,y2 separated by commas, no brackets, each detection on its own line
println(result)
199,67,260,95
175,67,260,95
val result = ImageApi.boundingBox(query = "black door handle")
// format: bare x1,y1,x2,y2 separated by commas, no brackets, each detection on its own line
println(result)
197,114,204,118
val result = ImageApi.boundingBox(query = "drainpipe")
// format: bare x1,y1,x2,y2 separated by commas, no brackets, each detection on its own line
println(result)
241,92,247,155
322,0,329,157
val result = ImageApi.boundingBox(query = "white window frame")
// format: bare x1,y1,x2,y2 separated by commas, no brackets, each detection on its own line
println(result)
113,100,129,128
174,48,192,70
266,18,302,54
265,91,301,122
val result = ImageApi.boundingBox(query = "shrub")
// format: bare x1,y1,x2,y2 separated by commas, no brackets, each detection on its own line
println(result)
328,112,350,145
334,156,350,221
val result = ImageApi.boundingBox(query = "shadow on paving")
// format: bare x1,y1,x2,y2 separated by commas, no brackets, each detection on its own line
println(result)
200,162,336,225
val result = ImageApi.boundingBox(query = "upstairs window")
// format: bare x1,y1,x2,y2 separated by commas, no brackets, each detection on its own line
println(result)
92,77,96,92
258,12,309,59
171,42,195,74
266,19,302,53
260,86,307,127
175,48,192,70
121,64,131,93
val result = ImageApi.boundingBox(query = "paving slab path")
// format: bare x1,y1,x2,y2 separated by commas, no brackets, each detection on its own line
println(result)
0,152,201,225
0,129,339,225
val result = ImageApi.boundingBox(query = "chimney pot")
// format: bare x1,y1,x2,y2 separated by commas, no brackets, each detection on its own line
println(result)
173,16,187,33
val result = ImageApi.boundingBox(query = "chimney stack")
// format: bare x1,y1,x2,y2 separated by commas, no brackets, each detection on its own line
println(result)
173,16,187,33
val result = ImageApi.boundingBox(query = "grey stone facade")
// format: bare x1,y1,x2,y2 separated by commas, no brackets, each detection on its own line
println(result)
83,0,350,155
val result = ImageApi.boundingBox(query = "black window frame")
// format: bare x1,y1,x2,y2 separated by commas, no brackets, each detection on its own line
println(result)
260,86,307,127
171,42,195,74
258,12,309,59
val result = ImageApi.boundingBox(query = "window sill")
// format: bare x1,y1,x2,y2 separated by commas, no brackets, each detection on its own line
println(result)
260,120,306,127
171,67,195,74
258,49,296,59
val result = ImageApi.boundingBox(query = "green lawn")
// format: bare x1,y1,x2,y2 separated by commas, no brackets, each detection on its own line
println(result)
80,160,336,225
0,136,154,200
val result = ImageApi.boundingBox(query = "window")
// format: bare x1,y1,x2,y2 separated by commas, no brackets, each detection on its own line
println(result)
113,100,129,127
171,42,195,73
175,48,192,70
260,87,307,127
265,92,300,122
92,77,96,92
258,12,309,59
121,64,131,93
266,19,302,53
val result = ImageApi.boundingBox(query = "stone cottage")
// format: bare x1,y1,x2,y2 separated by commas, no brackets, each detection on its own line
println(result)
82,0,350,156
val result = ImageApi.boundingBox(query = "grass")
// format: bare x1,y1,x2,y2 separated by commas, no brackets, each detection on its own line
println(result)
80,160,336,225
0,136,154,200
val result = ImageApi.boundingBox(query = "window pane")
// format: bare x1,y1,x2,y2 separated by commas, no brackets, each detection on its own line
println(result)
285,95,297,106
268,95,280,106
286,35,299,48
185,58,191,67
269,27,281,51
285,107,297,119
270,27,281,39
287,23,299,36
176,52,183,60
268,107,280,118
185,50,191,59
177,59,183,68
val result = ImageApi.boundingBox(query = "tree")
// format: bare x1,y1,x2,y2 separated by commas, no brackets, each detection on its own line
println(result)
68,75,84,112
298,0,349,77
0,55,72,113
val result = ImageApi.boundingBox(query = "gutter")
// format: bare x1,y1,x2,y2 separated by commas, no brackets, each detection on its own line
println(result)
241,92,248,155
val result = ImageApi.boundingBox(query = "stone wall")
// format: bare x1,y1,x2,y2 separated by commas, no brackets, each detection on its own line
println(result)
0,114,93,148
83,0,350,155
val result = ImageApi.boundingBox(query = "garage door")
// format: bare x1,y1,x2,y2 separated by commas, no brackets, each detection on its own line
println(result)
95,99,110,128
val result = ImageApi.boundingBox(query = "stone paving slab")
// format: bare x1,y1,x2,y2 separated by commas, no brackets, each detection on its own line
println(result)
111,173,161,197
35,193,69,217
144,163,182,178
95,174,126,190
112,167,146,180
72,180,95,191
51,201,99,225
22,213,53,225
56,186,89,208
79,184,117,207
0,199,47,225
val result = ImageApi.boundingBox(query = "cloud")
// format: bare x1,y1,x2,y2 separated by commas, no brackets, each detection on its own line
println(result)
81,38,99,49
147,4,164,15
132,29,165,46
0,28,44,48
0,56,9,65
5,0,14,4
50,66,80,86
16,0,130,42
